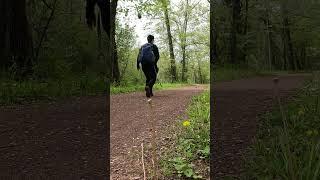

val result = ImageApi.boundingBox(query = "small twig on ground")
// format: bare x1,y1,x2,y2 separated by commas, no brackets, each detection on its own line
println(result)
273,77,295,177
0,144,18,149
273,78,287,130
141,142,146,180
148,98,158,180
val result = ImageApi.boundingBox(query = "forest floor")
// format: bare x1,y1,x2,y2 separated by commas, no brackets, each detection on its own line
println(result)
0,96,108,179
0,73,310,179
212,73,311,179
110,85,207,179
0,84,207,179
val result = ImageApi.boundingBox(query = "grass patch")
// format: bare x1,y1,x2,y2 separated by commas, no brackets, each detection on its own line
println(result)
0,74,189,105
213,66,311,82
160,91,210,179
214,67,266,82
0,63,282,105
243,72,320,179
0,77,189,105
110,83,188,94
0,75,106,105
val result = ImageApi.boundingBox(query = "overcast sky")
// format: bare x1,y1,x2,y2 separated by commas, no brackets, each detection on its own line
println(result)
118,0,209,46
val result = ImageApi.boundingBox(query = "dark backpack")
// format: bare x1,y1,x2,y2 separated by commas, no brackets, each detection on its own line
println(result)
139,43,155,65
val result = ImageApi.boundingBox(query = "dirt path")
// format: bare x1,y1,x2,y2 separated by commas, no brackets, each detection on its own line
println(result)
0,85,205,179
0,74,307,179
110,85,206,179
0,96,108,179
211,74,311,179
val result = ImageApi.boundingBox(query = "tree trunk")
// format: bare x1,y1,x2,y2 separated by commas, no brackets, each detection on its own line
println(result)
93,0,112,79
181,0,189,82
0,0,34,79
210,0,218,66
230,0,241,64
280,20,287,71
284,18,295,71
265,0,272,71
198,59,203,83
0,0,8,69
301,45,306,69
191,63,196,83
162,0,177,82
85,2,112,174
97,11,105,74
281,0,295,71
34,0,58,64
110,0,120,84
243,0,249,66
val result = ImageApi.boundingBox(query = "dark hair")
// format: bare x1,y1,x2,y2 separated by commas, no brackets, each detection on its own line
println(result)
147,35,154,43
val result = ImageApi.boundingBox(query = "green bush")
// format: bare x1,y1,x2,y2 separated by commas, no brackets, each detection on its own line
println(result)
161,92,210,179
244,72,320,179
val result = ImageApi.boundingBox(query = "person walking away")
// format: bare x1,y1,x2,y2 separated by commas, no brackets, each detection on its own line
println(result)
137,35,160,98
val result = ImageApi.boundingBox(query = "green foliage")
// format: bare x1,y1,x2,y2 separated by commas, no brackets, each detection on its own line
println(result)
0,0,111,104
117,0,210,84
116,21,138,82
161,92,210,179
213,64,265,82
0,74,105,105
28,0,106,78
110,82,187,94
169,157,203,179
212,0,320,71
162,0,210,83
243,72,320,179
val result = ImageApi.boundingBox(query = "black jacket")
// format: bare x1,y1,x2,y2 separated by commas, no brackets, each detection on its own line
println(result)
137,43,160,69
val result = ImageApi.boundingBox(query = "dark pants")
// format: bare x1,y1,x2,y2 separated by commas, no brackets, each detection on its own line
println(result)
142,63,157,92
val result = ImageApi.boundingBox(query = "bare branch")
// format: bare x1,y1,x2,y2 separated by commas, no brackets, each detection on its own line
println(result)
40,0,53,10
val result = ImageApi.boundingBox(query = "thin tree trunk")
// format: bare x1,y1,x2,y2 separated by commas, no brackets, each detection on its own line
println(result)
230,0,240,64
181,0,189,82
34,0,58,63
112,38,120,84
243,0,249,66
301,45,306,69
281,23,286,69
230,4,236,64
197,59,202,83
193,64,197,83
210,0,218,66
285,18,295,70
281,0,295,71
97,11,102,52
1,0,34,79
162,0,177,82
210,1,215,177
97,11,104,72
110,0,120,84
265,0,272,71
0,0,8,69
119,59,129,81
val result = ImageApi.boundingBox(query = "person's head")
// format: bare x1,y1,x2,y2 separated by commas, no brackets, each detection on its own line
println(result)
147,35,154,44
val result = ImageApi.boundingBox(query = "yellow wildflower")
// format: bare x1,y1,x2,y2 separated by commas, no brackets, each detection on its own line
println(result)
298,109,304,116
183,120,191,127
306,130,313,136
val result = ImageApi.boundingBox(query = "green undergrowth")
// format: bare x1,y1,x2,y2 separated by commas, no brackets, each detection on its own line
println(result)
0,77,188,105
214,67,265,82
213,66,311,82
160,91,210,179
110,83,189,94
243,72,320,179
0,75,105,105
